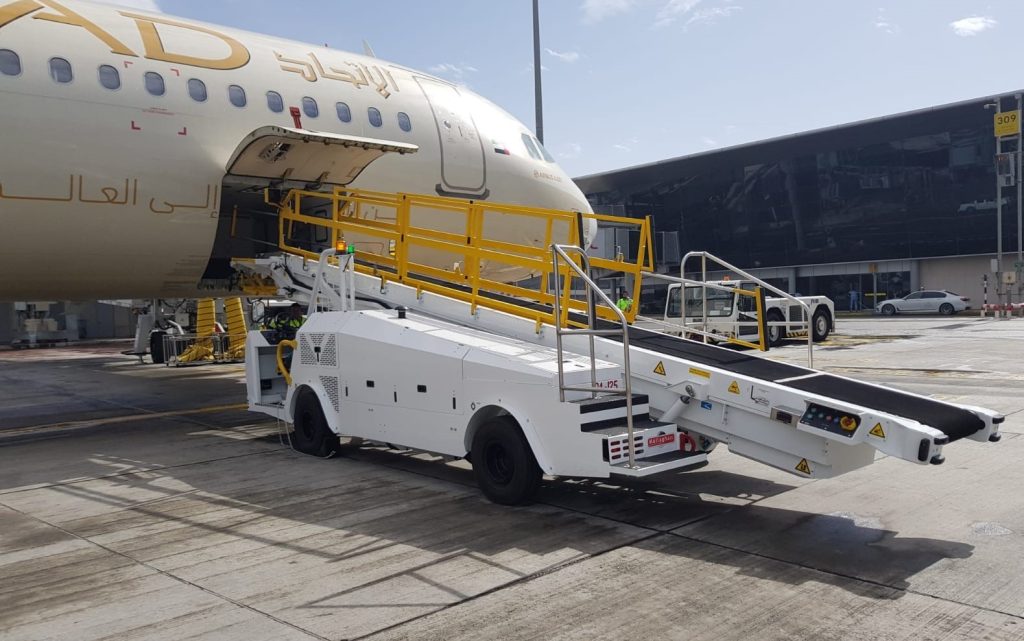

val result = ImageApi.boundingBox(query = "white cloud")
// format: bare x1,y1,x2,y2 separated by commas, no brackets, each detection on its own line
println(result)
558,142,583,159
613,143,631,152
873,8,899,34
654,0,702,28
428,63,478,80
581,0,636,24
685,5,741,27
545,48,581,63
701,136,719,148
950,16,997,37
98,0,162,10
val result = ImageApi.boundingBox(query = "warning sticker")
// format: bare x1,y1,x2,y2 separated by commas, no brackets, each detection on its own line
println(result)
727,381,741,394
688,366,710,378
653,361,667,376
795,458,812,475
869,423,886,439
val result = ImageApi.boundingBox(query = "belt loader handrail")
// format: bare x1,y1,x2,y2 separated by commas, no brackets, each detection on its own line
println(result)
682,251,815,368
272,187,654,332
552,243,637,469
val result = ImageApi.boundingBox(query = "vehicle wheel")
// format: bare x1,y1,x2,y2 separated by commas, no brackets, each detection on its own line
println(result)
766,309,785,347
939,302,955,315
149,330,166,364
471,416,542,505
292,388,339,457
881,304,896,316
811,308,831,342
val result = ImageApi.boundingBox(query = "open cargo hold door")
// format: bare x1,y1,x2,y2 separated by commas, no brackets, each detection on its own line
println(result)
225,125,419,188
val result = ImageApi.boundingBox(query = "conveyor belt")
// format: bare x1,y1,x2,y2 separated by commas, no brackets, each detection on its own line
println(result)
621,327,984,442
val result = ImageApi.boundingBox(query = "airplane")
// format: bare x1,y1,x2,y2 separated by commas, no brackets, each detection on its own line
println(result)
0,0,595,302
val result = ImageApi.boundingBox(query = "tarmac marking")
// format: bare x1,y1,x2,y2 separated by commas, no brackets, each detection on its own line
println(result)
0,403,249,438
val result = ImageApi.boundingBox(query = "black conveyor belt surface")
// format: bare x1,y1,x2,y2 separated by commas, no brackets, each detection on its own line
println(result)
620,327,984,441
782,374,984,442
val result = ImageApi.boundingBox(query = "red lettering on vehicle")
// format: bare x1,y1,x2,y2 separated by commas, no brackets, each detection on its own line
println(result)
648,434,676,447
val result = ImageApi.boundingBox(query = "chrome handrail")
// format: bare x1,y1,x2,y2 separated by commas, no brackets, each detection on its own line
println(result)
551,243,637,469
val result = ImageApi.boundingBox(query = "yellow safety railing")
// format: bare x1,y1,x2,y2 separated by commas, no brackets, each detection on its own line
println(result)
271,187,653,330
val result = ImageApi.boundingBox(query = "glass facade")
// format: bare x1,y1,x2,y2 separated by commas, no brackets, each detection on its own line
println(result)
578,96,1018,277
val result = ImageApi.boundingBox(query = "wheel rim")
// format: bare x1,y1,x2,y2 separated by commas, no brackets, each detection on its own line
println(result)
484,441,514,485
815,316,827,334
940,304,953,314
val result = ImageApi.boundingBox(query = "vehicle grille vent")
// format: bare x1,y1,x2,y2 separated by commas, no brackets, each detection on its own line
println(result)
300,333,326,366
320,375,340,412
320,335,337,367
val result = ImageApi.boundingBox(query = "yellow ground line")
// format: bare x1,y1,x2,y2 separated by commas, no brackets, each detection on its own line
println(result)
1,403,249,438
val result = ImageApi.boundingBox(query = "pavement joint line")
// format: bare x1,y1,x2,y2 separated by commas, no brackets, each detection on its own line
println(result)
0,448,286,497
0,403,250,439
0,501,330,641
663,527,1024,623
350,530,667,641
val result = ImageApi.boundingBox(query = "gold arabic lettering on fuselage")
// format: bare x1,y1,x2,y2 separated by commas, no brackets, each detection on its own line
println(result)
0,175,219,215
0,0,250,70
275,51,399,99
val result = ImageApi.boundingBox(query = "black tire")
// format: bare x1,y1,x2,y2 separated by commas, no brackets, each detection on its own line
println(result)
149,330,166,364
939,302,955,315
292,388,339,457
766,309,785,347
471,416,542,505
811,308,831,342
881,303,896,316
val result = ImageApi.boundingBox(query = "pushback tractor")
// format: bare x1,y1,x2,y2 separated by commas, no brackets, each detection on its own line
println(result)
242,188,1004,505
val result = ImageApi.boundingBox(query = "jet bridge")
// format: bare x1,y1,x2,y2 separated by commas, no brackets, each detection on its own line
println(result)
239,188,1003,502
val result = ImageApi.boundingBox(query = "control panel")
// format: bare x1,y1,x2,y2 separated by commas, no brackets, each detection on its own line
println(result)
800,403,860,438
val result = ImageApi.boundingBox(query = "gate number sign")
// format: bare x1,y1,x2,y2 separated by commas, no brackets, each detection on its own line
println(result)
995,110,1021,137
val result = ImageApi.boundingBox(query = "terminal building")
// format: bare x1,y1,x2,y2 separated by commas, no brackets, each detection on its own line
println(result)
576,92,1024,312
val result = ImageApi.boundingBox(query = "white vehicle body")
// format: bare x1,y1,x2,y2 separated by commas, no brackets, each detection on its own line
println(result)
246,252,1003,505
876,290,969,316
0,0,593,301
641,281,835,347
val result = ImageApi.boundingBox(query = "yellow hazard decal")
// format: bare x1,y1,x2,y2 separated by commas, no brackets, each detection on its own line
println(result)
727,381,741,394
654,361,667,376
687,366,709,378
795,458,812,475
869,423,886,439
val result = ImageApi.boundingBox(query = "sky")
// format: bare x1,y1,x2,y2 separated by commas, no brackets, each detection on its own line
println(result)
103,0,1024,178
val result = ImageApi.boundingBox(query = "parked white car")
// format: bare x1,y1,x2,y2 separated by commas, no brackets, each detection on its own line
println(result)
876,290,969,316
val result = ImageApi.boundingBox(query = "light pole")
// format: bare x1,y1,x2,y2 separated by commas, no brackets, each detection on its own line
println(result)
985,99,1004,308
532,0,544,144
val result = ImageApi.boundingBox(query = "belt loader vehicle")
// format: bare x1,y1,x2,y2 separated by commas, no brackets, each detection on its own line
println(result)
243,189,1003,505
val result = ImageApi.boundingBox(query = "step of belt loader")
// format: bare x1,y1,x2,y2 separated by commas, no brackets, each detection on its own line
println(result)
574,394,708,476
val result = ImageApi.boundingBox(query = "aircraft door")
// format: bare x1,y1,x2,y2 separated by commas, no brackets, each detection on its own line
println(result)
415,77,488,198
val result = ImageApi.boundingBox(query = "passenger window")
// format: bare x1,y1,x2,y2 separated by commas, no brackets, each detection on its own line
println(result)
49,57,73,84
521,133,542,160
0,49,21,76
302,96,319,118
335,101,351,122
228,84,246,108
368,106,382,127
266,91,284,113
188,78,207,102
98,64,120,90
397,111,412,132
144,71,164,96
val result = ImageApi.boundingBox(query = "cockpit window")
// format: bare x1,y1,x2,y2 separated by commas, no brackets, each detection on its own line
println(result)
98,65,120,90
49,57,73,84
534,136,555,162
521,133,542,160
144,71,164,96
1,50,22,76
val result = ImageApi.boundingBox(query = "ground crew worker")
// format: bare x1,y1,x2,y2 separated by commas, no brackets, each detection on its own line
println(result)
616,289,633,314
267,303,305,342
